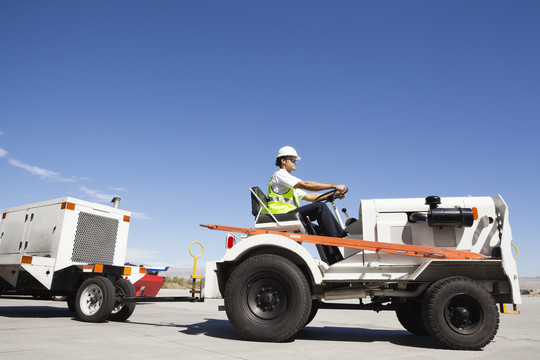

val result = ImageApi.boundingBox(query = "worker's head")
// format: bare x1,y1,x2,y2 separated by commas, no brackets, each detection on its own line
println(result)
275,146,301,170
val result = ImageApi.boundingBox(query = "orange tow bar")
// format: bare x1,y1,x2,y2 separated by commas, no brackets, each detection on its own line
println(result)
201,224,486,260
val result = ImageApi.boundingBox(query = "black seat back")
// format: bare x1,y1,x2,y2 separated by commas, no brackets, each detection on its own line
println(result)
250,186,268,216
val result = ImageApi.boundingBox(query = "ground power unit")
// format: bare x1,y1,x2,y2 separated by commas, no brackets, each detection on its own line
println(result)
0,197,139,322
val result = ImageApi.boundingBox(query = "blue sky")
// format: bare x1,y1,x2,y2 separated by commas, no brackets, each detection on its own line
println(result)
1,1,539,276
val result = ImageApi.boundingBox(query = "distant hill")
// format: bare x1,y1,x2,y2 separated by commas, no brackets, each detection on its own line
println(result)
161,267,193,279
519,277,540,291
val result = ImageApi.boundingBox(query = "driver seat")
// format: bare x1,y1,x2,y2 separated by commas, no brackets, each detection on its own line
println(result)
250,186,344,265
250,187,306,233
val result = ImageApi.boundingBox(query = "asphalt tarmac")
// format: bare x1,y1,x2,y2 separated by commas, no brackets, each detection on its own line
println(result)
1,291,538,360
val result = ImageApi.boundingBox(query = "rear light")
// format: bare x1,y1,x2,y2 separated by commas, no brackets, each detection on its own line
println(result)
226,233,236,249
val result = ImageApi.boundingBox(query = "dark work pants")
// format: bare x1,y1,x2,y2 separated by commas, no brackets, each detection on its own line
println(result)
296,202,347,238
295,202,346,264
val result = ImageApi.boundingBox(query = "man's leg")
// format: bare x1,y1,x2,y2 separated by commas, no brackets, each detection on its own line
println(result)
296,202,345,264
296,202,346,238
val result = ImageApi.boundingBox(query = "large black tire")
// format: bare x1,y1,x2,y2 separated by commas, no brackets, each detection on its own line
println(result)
224,254,312,342
421,276,499,350
108,278,136,322
396,298,428,335
304,299,320,327
75,277,116,322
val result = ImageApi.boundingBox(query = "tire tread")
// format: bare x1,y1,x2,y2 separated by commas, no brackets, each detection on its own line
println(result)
422,276,499,350
224,254,311,342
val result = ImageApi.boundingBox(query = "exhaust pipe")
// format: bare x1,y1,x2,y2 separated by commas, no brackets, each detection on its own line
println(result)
111,197,121,209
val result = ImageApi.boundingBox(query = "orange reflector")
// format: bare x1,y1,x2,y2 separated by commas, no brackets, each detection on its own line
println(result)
123,215,130,222
21,255,32,264
139,267,146,273
2,212,6,219
472,207,478,220
94,264,103,273
123,267,132,275
83,265,94,271
61,202,76,211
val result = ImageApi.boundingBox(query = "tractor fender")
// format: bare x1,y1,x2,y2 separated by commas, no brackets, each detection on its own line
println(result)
222,233,324,285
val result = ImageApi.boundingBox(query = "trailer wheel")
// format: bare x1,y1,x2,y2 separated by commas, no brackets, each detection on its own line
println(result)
67,296,76,312
224,254,312,342
108,278,136,322
75,277,115,322
396,298,428,335
422,276,499,350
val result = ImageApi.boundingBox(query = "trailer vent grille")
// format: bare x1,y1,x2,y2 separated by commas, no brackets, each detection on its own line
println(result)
72,212,118,265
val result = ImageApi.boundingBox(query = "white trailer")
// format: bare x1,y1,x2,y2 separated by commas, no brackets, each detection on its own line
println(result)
203,189,521,350
0,197,140,322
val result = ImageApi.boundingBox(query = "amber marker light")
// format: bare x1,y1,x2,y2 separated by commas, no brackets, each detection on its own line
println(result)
472,207,479,220
61,202,76,210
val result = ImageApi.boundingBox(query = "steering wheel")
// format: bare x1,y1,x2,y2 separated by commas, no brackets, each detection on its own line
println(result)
314,188,348,203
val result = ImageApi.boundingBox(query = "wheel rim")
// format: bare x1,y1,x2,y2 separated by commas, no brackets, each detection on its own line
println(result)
111,285,126,314
444,293,484,335
80,284,104,316
243,273,289,323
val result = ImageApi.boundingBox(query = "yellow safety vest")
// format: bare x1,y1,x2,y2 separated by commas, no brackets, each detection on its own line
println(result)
267,174,300,214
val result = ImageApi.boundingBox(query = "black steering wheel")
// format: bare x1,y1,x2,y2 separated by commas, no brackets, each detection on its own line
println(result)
314,188,348,203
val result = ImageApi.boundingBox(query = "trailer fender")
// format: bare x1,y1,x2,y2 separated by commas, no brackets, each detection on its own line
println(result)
20,256,56,290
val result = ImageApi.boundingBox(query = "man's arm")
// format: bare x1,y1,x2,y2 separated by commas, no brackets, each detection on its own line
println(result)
295,180,346,192
294,180,347,202
301,192,325,202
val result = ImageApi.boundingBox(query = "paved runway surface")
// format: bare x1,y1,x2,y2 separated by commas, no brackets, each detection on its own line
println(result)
1,291,538,360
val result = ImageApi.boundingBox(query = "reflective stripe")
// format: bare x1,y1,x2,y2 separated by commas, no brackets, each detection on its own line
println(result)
267,173,300,214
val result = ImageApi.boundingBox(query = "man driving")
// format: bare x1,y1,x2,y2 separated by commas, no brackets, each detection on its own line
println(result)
267,146,348,240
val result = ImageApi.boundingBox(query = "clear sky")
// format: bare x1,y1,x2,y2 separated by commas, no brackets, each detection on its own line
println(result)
1,1,539,276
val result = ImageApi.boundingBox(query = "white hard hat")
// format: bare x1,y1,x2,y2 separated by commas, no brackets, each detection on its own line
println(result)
276,146,301,160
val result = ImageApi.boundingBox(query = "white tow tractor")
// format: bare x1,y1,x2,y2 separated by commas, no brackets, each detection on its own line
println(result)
202,188,521,350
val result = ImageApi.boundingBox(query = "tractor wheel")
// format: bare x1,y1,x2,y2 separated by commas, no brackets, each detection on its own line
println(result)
224,254,312,342
396,298,428,335
75,277,115,322
422,276,499,350
304,300,320,327
108,278,136,322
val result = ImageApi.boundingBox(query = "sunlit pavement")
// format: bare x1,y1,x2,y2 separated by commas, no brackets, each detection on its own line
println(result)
1,290,538,360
